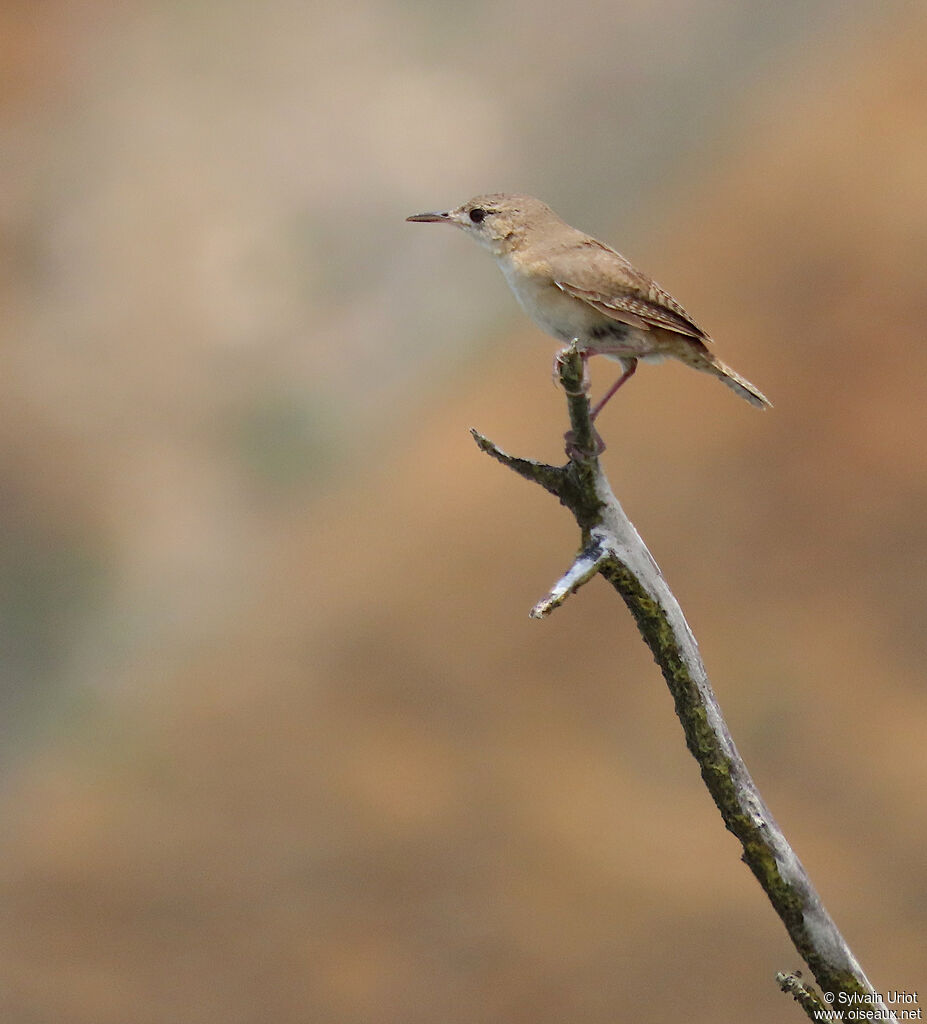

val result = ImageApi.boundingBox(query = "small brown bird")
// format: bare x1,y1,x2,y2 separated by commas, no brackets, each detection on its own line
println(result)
407,193,770,417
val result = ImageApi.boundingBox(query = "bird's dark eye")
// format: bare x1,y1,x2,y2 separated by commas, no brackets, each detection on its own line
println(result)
469,208,486,224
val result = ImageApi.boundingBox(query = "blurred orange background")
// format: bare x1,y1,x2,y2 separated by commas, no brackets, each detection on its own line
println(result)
1,1,924,1021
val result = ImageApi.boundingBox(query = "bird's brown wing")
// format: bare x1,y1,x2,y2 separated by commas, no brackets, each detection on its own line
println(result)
551,238,709,341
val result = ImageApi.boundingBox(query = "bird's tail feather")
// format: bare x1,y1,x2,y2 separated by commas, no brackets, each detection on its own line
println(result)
709,357,771,409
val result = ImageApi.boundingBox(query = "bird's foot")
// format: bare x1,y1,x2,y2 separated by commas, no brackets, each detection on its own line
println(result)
564,426,605,461
553,346,590,395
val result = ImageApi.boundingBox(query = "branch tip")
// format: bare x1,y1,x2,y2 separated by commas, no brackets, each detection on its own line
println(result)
469,427,494,453
553,343,603,463
529,541,610,619
470,427,566,495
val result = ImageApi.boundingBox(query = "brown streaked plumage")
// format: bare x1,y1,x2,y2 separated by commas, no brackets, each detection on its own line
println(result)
407,193,770,415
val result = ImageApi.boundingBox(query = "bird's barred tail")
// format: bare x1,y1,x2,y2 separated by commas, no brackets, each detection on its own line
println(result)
711,357,772,409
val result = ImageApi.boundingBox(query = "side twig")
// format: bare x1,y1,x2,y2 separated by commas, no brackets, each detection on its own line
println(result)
471,341,893,1020
777,971,830,1019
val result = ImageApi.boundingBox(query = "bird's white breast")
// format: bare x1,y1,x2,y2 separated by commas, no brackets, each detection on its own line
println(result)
496,253,599,342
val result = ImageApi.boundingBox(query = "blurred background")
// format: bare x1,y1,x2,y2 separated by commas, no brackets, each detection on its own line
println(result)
1,0,925,1020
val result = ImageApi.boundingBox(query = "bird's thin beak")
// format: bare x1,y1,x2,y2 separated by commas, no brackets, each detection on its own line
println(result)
406,210,451,223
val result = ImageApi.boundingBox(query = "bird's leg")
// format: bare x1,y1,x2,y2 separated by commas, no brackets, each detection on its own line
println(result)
553,346,590,395
590,359,638,421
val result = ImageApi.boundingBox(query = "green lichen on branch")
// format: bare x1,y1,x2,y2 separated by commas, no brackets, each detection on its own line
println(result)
597,557,871,1000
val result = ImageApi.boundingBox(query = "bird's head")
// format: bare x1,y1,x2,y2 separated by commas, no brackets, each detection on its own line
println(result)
407,193,558,256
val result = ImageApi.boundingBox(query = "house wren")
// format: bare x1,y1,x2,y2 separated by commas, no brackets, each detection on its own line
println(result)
407,193,770,417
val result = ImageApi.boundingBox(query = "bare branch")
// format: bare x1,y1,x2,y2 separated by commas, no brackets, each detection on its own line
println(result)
472,351,894,1017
